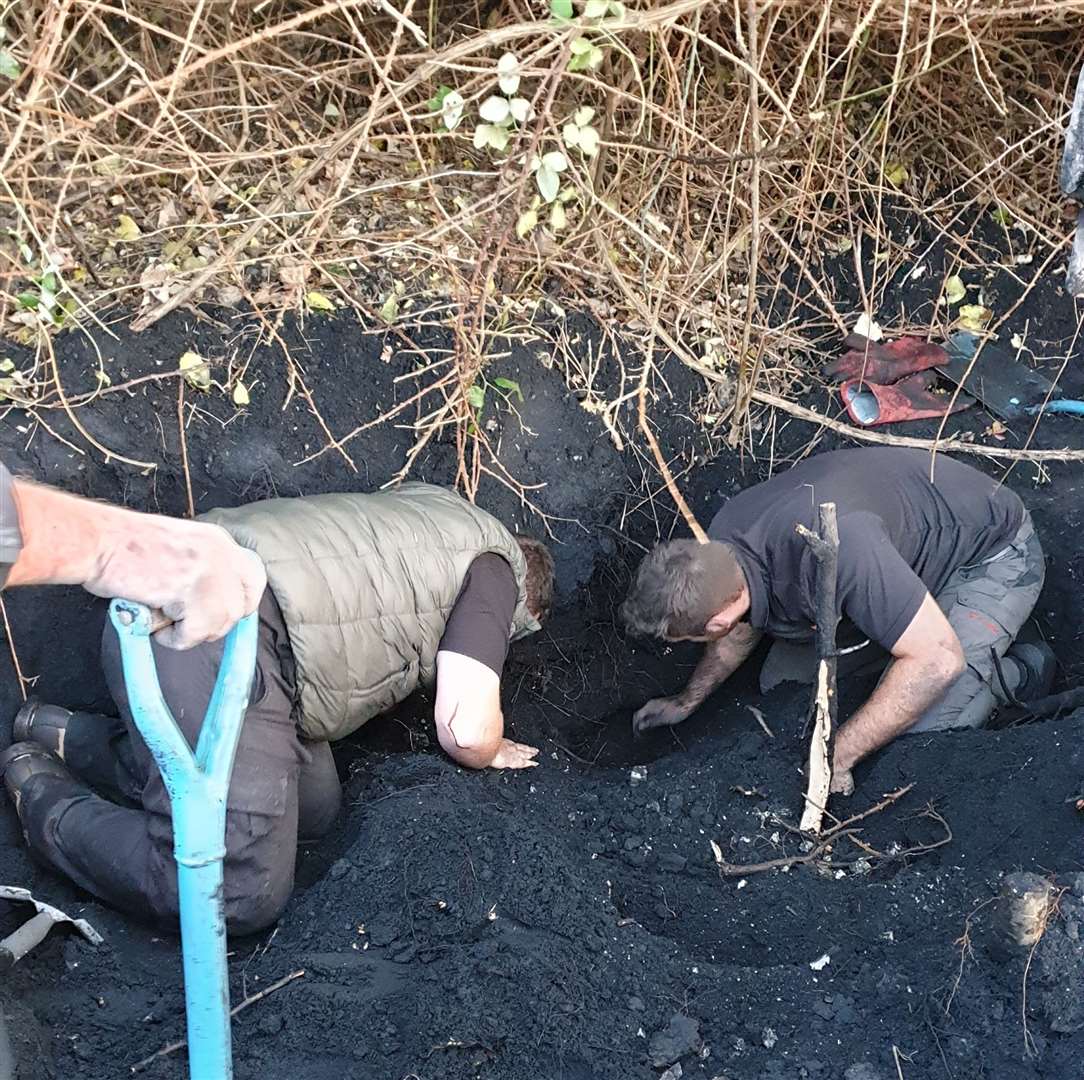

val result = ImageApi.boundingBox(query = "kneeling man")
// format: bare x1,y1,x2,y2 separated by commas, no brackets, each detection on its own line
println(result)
621,448,1050,791
1,483,553,932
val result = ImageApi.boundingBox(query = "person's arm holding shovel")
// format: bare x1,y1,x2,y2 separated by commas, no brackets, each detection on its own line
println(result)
0,466,265,649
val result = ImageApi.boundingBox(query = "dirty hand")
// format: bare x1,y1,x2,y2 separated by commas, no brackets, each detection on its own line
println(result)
489,738,540,769
830,767,854,796
86,517,267,649
7,480,267,649
632,696,693,736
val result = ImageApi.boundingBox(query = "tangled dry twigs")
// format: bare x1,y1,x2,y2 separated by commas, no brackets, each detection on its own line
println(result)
1,1,1082,488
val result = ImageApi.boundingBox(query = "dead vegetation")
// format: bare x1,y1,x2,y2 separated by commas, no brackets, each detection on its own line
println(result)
1,0,1083,486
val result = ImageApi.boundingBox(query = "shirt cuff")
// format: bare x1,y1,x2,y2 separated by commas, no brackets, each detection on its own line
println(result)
0,463,23,587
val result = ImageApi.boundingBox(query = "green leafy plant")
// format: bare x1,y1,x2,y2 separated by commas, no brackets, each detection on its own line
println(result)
10,237,76,329
471,53,532,152
427,84,464,131
562,106,600,157
568,36,604,72
0,26,20,80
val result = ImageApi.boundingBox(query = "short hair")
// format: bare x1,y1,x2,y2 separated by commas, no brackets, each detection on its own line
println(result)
620,540,744,639
516,537,555,622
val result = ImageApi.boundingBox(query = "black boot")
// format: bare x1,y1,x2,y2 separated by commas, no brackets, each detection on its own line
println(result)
1003,642,1056,703
12,699,74,759
0,742,79,816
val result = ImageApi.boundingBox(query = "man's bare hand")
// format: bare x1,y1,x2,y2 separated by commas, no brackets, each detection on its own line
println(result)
7,480,266,649
632,696,694,735
87,519,266,650
489,738,539,769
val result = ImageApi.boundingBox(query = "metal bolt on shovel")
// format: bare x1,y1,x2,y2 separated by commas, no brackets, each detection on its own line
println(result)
110,599,258,1080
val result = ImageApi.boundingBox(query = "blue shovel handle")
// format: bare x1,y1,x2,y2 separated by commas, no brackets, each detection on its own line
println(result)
109,600,258,1080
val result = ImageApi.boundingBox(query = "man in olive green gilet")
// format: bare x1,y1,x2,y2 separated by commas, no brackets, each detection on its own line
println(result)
3,484,554,934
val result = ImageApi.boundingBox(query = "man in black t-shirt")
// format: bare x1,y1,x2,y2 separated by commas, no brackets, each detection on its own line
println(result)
621,448,1051,792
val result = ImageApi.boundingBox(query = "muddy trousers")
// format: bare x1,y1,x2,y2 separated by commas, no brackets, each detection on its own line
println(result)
14,591,342,934
909,513,1045,732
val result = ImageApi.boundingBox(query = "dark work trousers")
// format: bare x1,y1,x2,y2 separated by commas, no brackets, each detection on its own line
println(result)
16,590,342,934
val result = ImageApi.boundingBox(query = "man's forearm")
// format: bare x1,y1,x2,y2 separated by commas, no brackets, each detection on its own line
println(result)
4,478,266,648
834,654,958,771
678,625,761,709
6,480,106,586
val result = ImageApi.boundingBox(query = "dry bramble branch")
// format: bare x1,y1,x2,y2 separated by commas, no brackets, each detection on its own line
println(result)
1,1,1083,493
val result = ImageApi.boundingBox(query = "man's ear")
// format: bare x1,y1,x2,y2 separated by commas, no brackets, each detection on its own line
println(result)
704,594,745,636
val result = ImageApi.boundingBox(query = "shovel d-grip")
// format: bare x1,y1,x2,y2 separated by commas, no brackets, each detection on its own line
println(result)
109,599,258,1080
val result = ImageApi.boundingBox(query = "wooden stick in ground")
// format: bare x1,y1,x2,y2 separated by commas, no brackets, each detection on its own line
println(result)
795,501,840,834
638,345,708,544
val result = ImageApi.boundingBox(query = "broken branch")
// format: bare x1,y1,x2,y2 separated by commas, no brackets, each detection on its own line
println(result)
130,969,305,1073
711,784,914,877
796,502,840,834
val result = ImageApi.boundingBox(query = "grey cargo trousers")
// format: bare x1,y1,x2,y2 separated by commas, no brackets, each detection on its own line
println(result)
16,591,342,934
760,512,1045,732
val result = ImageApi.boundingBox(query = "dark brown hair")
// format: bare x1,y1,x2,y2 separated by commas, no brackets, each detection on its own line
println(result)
516,537,555,622
620,540,744,638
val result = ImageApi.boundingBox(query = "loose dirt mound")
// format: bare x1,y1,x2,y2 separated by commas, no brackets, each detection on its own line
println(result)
2,288,1084,1078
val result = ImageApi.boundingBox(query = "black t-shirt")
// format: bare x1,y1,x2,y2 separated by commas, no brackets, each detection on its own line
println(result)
707,447,1024,651
438,552,518,675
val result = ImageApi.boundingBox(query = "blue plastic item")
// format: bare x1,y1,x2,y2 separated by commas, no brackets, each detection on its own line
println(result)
1028,399,1084,417
109,600,258,1080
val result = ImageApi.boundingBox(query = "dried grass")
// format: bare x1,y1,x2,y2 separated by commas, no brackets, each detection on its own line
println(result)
1,0,1082,482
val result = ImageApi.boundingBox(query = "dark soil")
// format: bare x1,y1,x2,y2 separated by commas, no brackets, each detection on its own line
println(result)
3,214,1084,1080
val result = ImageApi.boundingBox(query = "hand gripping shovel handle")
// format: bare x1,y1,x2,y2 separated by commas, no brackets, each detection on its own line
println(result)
109,599,258,1080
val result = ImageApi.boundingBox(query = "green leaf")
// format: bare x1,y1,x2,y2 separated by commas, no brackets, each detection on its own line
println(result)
577,125,600,156
467,383,486,410
479,96,511,124
16,292,38,311
0,50,20,80
957,304,992,332
427,84,454,113
114,214,142,242
549,201,568,231
883,161,908,188
584,0,609,16
0,359,15,373
379,291,399,323
179,350,212,391
570,36,594,55
943,274,966,305
493,376,524,401
305,290,335,312
991,207,1012,226
516,208,538,238
535,164,559,203
233,380,250,406
549,0,573,18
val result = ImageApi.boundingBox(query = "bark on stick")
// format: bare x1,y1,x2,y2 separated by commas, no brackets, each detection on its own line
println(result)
796,502,840,834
